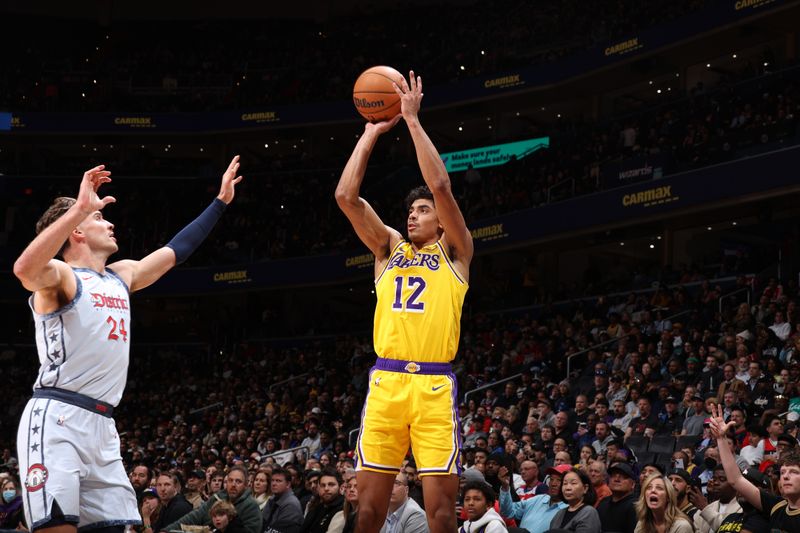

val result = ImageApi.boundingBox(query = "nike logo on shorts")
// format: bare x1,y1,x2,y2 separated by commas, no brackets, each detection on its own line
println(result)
432,384,447,391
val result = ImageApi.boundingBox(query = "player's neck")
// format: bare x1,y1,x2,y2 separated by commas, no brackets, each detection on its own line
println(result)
65,248,109,274
409,237,438,252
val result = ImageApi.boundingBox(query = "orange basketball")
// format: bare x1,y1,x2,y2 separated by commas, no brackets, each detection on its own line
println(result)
353,66,404,122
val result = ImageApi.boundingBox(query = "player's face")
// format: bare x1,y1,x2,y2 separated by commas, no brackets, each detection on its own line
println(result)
76,210,118,255
407,199,440,243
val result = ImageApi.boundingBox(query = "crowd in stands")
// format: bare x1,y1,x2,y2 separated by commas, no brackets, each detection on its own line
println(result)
1,0,712,113
2,59,798,275
2,267,800,532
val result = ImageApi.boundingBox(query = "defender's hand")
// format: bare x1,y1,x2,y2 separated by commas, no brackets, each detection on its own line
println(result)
217,155,244,204
75,164,115,214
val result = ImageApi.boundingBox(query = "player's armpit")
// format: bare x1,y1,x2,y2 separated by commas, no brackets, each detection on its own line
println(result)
109,247,176,293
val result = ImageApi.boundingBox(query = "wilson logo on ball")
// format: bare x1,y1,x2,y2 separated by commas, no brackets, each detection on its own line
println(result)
353,97,385,109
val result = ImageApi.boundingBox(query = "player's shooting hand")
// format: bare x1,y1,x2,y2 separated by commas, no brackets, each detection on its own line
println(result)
75,164,115,215
393,70,423,121
217,155,244,205
364,114,401,136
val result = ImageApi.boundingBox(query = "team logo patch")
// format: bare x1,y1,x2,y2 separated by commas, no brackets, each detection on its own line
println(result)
404,362,420,373
25,463,48,492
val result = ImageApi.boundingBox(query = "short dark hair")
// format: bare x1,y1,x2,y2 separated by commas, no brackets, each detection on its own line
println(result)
463,480,496,506
780,450,800,468
271,466,289,482
36,197,77,255
319,467,341,485
405,186,434,211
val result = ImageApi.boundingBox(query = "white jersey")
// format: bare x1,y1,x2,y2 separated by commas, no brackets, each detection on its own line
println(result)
30,266,131,406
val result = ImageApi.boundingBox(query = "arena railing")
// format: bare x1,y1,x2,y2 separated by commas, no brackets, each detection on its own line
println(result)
260,445,309,466
564,308,692,379
461,307,693,405
718,286,751,314
268,373,309,392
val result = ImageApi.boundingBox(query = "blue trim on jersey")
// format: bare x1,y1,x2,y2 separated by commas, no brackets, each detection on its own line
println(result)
31,513,81,531
55,315,67,385
32,272,83,320
104,267,130,294
78,519,142,531
39,399,51,511
24,400,35,524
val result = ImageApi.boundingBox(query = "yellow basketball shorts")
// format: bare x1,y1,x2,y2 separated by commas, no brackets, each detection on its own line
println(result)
355,358,462,476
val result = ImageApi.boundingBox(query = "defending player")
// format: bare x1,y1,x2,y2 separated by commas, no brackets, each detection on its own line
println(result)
335,71,473,533
13,157,243,533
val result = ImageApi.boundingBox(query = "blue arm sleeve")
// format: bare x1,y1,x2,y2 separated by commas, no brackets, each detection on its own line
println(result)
166,198,226,264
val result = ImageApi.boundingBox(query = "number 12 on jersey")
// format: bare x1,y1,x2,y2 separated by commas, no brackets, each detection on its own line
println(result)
392,275,427,313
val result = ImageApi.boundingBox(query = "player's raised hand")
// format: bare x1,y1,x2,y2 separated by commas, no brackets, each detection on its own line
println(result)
708,403,734,438
217,155,244,204
75,164,115,214
393,70,423,121
364,113,402,136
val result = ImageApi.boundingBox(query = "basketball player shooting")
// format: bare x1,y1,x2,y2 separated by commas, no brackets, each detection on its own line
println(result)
335,71,473,533
12,156,243,533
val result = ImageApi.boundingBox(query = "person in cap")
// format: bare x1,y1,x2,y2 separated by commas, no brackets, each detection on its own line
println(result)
714,468,771,533
681,394,708,436
497,464,568,533
693,465,742,533
185,469,208,509
655,396,682,436
667,469,698,520
596,462,637,533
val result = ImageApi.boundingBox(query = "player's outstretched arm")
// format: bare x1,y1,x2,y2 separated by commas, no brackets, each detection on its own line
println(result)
14,165,115,292
110,156,243,292
335,117,403,259
394,71,473,265
709,403,762,510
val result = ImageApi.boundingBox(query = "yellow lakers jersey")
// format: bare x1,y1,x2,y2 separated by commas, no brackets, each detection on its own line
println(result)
373,240,468,362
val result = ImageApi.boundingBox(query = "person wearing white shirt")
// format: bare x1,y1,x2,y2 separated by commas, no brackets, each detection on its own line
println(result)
769,311,791,341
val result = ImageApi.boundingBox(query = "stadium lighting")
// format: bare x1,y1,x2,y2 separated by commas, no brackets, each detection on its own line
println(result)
706,63,711,68
93,80,97,84
330,137,334,141
648,81,653,85
460,65,465,71
707,226,712,231
488,125,492,130
764,62,769,67
458,126,463,131
619,242,625,246
264,143,269,148
199,148,204,152
657,236,662,240
480,50,485,55
657,89,662,94
649,244,655,249
675,73,680,77
732,54,737,59
81,93,86,97
515,112,520,116
557,114,561,118
732,221,738,226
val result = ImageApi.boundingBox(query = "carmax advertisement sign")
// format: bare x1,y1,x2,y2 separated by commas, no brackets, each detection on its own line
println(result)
440,137,549,172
